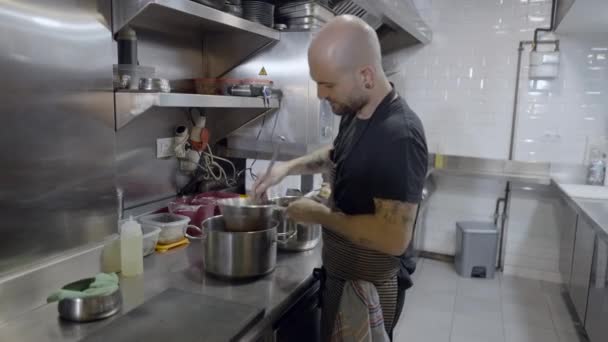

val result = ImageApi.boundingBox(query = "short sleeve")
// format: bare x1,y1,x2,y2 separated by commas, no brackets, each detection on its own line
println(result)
371,137,428,203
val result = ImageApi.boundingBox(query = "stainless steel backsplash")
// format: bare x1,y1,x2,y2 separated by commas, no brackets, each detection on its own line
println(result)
0,0,116,276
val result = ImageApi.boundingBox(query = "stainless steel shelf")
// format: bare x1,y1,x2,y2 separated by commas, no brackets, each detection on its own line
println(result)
113,0,280,40
115,92,279,130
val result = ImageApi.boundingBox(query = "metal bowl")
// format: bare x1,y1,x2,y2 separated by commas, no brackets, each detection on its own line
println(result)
216,197,275,232
57,278,122,322
271,196,321,252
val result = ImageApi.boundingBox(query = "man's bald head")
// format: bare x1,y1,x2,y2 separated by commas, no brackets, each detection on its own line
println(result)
307,15,390,117
309,15,383,73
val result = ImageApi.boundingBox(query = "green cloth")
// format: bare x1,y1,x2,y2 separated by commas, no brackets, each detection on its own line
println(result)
47,273,119,303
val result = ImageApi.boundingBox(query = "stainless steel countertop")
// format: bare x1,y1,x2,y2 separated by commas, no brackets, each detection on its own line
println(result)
0,241,322,341
553,180,608,244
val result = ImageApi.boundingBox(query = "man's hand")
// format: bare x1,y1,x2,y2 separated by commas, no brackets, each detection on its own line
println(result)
251,163,289,201
286,198,331,224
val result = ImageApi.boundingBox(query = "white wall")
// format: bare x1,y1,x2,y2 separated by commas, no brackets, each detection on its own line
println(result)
386,0,552,159
419,175,506,255
514,34,608,164
386,0,608,283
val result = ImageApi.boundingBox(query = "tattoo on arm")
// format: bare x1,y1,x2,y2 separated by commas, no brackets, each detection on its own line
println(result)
304,155,330,172
373,198,417,227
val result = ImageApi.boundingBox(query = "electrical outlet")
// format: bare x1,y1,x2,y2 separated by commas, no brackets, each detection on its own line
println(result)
156,137,175,159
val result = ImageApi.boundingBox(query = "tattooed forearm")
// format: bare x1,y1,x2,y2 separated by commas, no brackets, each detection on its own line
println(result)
318,198,419,255
303,155,331,172
287,145,333,175
373,198,416,226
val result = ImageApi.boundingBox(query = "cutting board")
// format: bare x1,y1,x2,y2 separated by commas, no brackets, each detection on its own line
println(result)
559,184,608,200
82,289,264,342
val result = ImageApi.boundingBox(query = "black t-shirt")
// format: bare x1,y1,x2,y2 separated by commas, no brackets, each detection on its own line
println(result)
331,89,428,214
329,88,428,289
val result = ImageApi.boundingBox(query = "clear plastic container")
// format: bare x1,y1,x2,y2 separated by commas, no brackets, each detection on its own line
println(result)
142,225,161,256
138,213,194,245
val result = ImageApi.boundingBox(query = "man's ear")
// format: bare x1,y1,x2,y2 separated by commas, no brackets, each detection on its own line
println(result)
360,65,375,89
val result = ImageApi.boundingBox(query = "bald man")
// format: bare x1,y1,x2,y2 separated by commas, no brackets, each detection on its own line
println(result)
253,15,428,340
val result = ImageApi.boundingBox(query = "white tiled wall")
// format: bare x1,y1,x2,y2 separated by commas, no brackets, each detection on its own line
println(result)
384,0,608,283
388,1,608,163
419,175,506,255
386,0,552,159
514,33,608,164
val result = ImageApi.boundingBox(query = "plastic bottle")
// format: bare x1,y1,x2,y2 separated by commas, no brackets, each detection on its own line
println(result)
120,216,144,277
587,149,606,185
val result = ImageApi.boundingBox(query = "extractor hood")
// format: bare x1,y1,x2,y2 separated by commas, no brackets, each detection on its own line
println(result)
330,0,432,53
555,0,608,34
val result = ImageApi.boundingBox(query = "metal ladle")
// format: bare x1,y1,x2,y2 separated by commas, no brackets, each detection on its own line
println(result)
254,135,285,203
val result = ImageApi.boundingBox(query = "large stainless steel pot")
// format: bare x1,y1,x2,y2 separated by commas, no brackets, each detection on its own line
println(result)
186,215,279,279
216,197,275,232
273,196,321,252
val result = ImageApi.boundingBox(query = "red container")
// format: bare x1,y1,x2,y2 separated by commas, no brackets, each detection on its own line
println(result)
193,192,240,215
168,198,216,234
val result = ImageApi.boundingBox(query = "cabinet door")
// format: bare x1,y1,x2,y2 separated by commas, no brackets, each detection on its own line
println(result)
558,198,578,286
585,238,608,342
569,215,596,325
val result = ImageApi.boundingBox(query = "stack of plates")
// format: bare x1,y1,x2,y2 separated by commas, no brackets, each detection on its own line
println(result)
242,0,275,27
225,0,244,17
276,1,334,31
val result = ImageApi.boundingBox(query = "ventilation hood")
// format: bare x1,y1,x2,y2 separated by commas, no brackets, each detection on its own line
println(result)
331,0,432,53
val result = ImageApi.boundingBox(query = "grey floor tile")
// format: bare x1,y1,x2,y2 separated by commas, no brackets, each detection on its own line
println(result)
540,280,566,297
547,293,577,318
401,305,454,331
394,326,451,342
556,329,589,342
504,323,559,342
451,332,506,342
405,290,456,313
451,313,504,340
453,295,502,321
405,259,585,342
551,311,581,333
501,289,550,308
413,273,459,295
501,275,542,295
457,276,502,300
502,302,554,330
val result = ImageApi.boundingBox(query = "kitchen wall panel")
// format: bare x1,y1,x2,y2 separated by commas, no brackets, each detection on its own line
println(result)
116,29,202,208
390,0,608,164
419,175,505,255
386,0,552,159
514,34,608,164
0,0,116,275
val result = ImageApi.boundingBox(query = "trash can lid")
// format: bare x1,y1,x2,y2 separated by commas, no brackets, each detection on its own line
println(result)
456,221,497,233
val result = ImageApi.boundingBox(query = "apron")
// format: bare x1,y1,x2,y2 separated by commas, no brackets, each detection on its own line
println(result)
319,100,401,340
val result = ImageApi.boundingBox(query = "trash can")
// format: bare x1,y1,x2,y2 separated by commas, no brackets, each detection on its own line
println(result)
455,221,498,279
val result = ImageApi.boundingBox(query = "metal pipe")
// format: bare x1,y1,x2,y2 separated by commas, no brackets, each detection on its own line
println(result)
533,0,557,50
496,182,511,270
508,42,525,161
497,182,511,270
508,39,559,161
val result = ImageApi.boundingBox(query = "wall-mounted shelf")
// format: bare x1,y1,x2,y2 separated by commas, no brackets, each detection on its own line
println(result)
113,0,280,40
113,0,280,78
115,92,280,130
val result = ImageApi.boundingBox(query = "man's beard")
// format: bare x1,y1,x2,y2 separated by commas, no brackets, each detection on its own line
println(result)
329,95,368,116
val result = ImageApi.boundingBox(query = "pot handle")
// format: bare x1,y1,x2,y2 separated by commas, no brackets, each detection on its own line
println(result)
184,225,205,240
276,227,297,244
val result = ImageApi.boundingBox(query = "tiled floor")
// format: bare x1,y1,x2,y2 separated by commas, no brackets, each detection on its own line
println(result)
393,258,590,342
